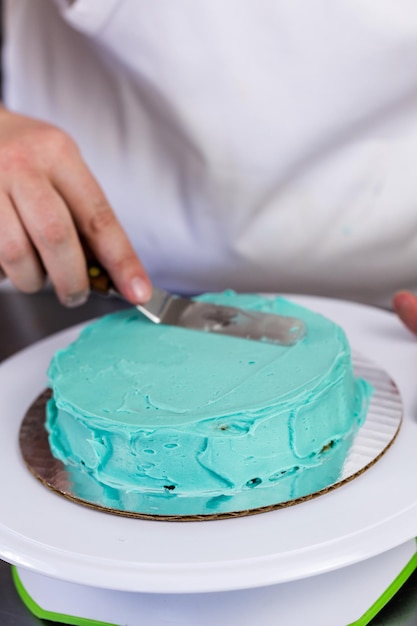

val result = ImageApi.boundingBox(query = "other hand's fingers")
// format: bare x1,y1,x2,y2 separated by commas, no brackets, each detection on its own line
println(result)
0,192,45,292
51,150,151,304
10,174,90,306
392,290,417,335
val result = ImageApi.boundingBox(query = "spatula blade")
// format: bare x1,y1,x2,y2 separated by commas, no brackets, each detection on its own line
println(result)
136,287,306,346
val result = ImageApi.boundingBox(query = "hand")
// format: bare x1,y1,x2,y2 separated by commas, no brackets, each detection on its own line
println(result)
0,107,151,306
392,291,417,335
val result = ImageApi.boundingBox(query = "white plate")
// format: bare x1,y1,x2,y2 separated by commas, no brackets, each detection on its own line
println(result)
1,295,417,594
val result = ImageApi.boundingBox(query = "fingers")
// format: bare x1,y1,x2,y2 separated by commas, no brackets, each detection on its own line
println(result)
0,111,151,306
51,149,152,304
0,192,45,293
392,291,417,336
10,172,93,306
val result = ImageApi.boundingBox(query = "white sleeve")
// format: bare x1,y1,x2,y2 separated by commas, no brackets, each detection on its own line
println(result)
53,0,122,34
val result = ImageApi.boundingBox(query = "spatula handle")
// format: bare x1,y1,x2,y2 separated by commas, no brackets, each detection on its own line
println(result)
86,259,115,296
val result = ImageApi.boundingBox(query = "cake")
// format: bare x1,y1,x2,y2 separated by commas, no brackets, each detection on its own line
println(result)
45,292,372,517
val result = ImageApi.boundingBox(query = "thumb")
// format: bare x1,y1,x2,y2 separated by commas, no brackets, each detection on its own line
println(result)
392,290,417,335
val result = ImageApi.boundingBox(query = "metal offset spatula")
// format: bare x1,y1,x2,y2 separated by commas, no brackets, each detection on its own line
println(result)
87,261,306,346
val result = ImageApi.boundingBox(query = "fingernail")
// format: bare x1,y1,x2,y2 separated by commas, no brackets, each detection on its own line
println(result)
63,290,90,308
131,277,151,303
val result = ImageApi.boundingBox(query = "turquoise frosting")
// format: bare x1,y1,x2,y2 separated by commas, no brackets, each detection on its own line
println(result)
46,292,372,516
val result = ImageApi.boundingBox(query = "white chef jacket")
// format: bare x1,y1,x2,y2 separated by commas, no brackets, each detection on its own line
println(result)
4,0,417,306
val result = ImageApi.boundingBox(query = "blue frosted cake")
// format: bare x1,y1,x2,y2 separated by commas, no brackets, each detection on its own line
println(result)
45,292,372,517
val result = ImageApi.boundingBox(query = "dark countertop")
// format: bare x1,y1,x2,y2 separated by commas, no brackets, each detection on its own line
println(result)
0,289,417,626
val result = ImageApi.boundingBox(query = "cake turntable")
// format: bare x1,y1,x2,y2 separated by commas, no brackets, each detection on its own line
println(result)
10,539,417,625
1,295,417,625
